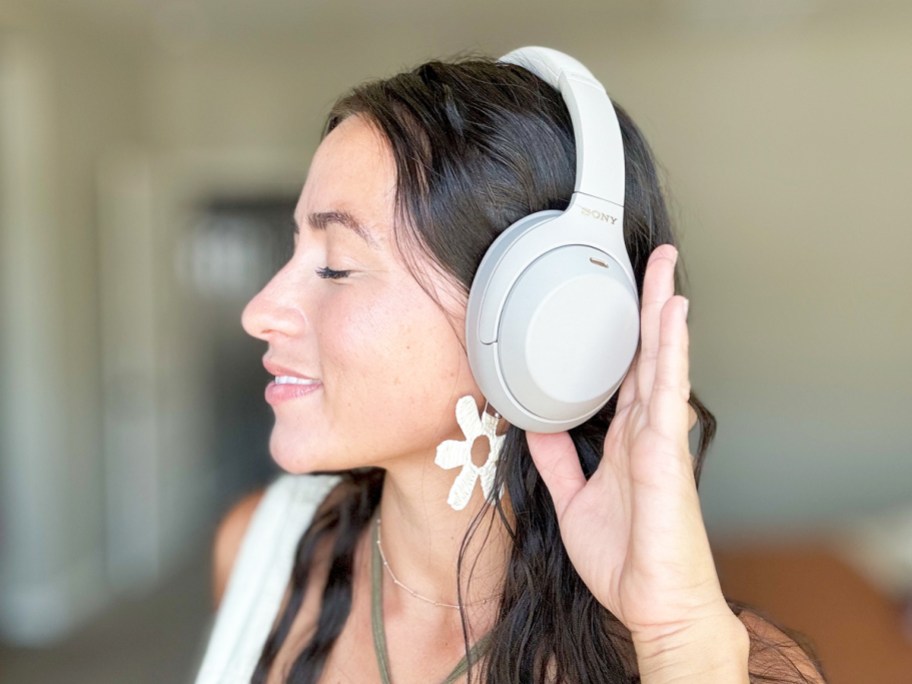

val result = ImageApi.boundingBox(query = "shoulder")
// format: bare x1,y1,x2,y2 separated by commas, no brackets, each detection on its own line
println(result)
212,488,265,607
739,609,827,683
211,473,342,607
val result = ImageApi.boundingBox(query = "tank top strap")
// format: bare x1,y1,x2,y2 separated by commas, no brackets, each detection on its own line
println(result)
370,518,492,684
194,473,341,684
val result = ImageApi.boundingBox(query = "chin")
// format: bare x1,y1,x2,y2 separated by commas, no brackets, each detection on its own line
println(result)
269,431,323,474
268,430,361,475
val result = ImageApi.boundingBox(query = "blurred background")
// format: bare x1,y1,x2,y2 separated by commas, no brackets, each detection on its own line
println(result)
0,0,909,682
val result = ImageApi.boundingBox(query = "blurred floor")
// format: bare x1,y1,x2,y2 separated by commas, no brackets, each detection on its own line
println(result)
716,540,912,684
0,547,212,684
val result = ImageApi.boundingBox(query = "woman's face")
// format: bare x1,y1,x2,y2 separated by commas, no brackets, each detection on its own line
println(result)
242,116,483,473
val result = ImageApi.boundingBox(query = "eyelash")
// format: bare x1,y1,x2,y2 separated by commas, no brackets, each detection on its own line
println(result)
315,266,352,280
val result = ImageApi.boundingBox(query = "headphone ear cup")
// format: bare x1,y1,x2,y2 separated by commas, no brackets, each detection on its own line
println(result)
498,244,639,420
466,212,639,433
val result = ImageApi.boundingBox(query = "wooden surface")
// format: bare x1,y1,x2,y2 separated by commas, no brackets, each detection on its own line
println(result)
714,541,912,683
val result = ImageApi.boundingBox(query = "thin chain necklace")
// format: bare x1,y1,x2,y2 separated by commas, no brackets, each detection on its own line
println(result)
374,517,499,610
371,518,493,684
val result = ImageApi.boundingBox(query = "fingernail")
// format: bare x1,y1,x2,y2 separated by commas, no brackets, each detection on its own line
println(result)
683,298,690,319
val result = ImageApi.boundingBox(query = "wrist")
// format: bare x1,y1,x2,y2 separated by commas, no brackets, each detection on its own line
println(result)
634,612,750,684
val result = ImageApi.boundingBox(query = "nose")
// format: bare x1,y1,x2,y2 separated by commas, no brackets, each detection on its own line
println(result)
241,262,307,341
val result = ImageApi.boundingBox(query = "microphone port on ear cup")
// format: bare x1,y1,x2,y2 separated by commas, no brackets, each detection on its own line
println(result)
497,245,639,423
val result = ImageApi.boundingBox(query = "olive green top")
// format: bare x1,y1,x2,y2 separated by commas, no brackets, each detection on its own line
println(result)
370,518,492,684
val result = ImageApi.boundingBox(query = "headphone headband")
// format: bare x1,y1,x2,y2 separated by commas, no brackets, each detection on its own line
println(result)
467,46,639,433
500,46,625,209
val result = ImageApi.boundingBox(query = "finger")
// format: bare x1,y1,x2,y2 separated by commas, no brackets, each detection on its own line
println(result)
651,295,691,441
637,245,678,403
526,431,586,519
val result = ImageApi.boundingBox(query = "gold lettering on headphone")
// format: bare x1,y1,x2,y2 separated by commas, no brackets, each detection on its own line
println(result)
580,206,618,225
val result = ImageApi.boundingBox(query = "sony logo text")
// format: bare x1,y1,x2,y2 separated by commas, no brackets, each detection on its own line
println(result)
579,206,617,224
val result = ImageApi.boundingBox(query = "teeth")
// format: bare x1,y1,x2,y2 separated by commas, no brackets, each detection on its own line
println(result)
275,375,319,385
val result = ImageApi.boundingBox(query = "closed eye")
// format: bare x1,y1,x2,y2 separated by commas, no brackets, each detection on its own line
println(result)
315,266,352,280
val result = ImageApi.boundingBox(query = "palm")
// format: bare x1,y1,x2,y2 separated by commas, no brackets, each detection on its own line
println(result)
527,245,726,639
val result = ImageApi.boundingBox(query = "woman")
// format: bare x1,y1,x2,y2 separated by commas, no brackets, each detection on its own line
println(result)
197,50,826,683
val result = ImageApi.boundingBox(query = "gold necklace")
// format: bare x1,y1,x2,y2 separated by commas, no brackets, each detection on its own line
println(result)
374,517,499,610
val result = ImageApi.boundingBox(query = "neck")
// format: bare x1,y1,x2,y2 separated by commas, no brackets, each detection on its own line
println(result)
374,454,512,615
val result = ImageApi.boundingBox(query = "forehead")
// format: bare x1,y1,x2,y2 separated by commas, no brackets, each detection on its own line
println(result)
294,116,398,233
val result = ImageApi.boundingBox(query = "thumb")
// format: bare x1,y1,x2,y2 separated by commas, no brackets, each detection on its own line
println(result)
526,431,586,518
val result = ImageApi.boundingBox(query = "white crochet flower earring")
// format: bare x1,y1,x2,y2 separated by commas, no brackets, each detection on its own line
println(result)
434,395,506,511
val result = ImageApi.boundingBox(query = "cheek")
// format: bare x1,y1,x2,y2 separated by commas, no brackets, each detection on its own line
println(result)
320,286,474,422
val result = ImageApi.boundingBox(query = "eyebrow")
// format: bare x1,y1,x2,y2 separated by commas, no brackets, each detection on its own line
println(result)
297,210,379,249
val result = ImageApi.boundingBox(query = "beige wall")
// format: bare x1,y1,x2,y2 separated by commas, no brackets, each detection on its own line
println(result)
1,0,909,642
141,4,911,534
1,20,142,640
598,12,912,535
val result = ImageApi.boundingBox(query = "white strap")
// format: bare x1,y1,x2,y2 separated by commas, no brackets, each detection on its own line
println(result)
194,474,341,683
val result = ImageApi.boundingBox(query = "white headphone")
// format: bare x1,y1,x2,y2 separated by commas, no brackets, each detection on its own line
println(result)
465,46,640,433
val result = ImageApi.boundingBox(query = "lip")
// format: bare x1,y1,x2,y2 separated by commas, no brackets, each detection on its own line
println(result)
263,358,319,381
262,357,322,406
264,379,321,405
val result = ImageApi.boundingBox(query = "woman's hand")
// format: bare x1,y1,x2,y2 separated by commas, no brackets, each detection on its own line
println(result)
526,244,743,652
